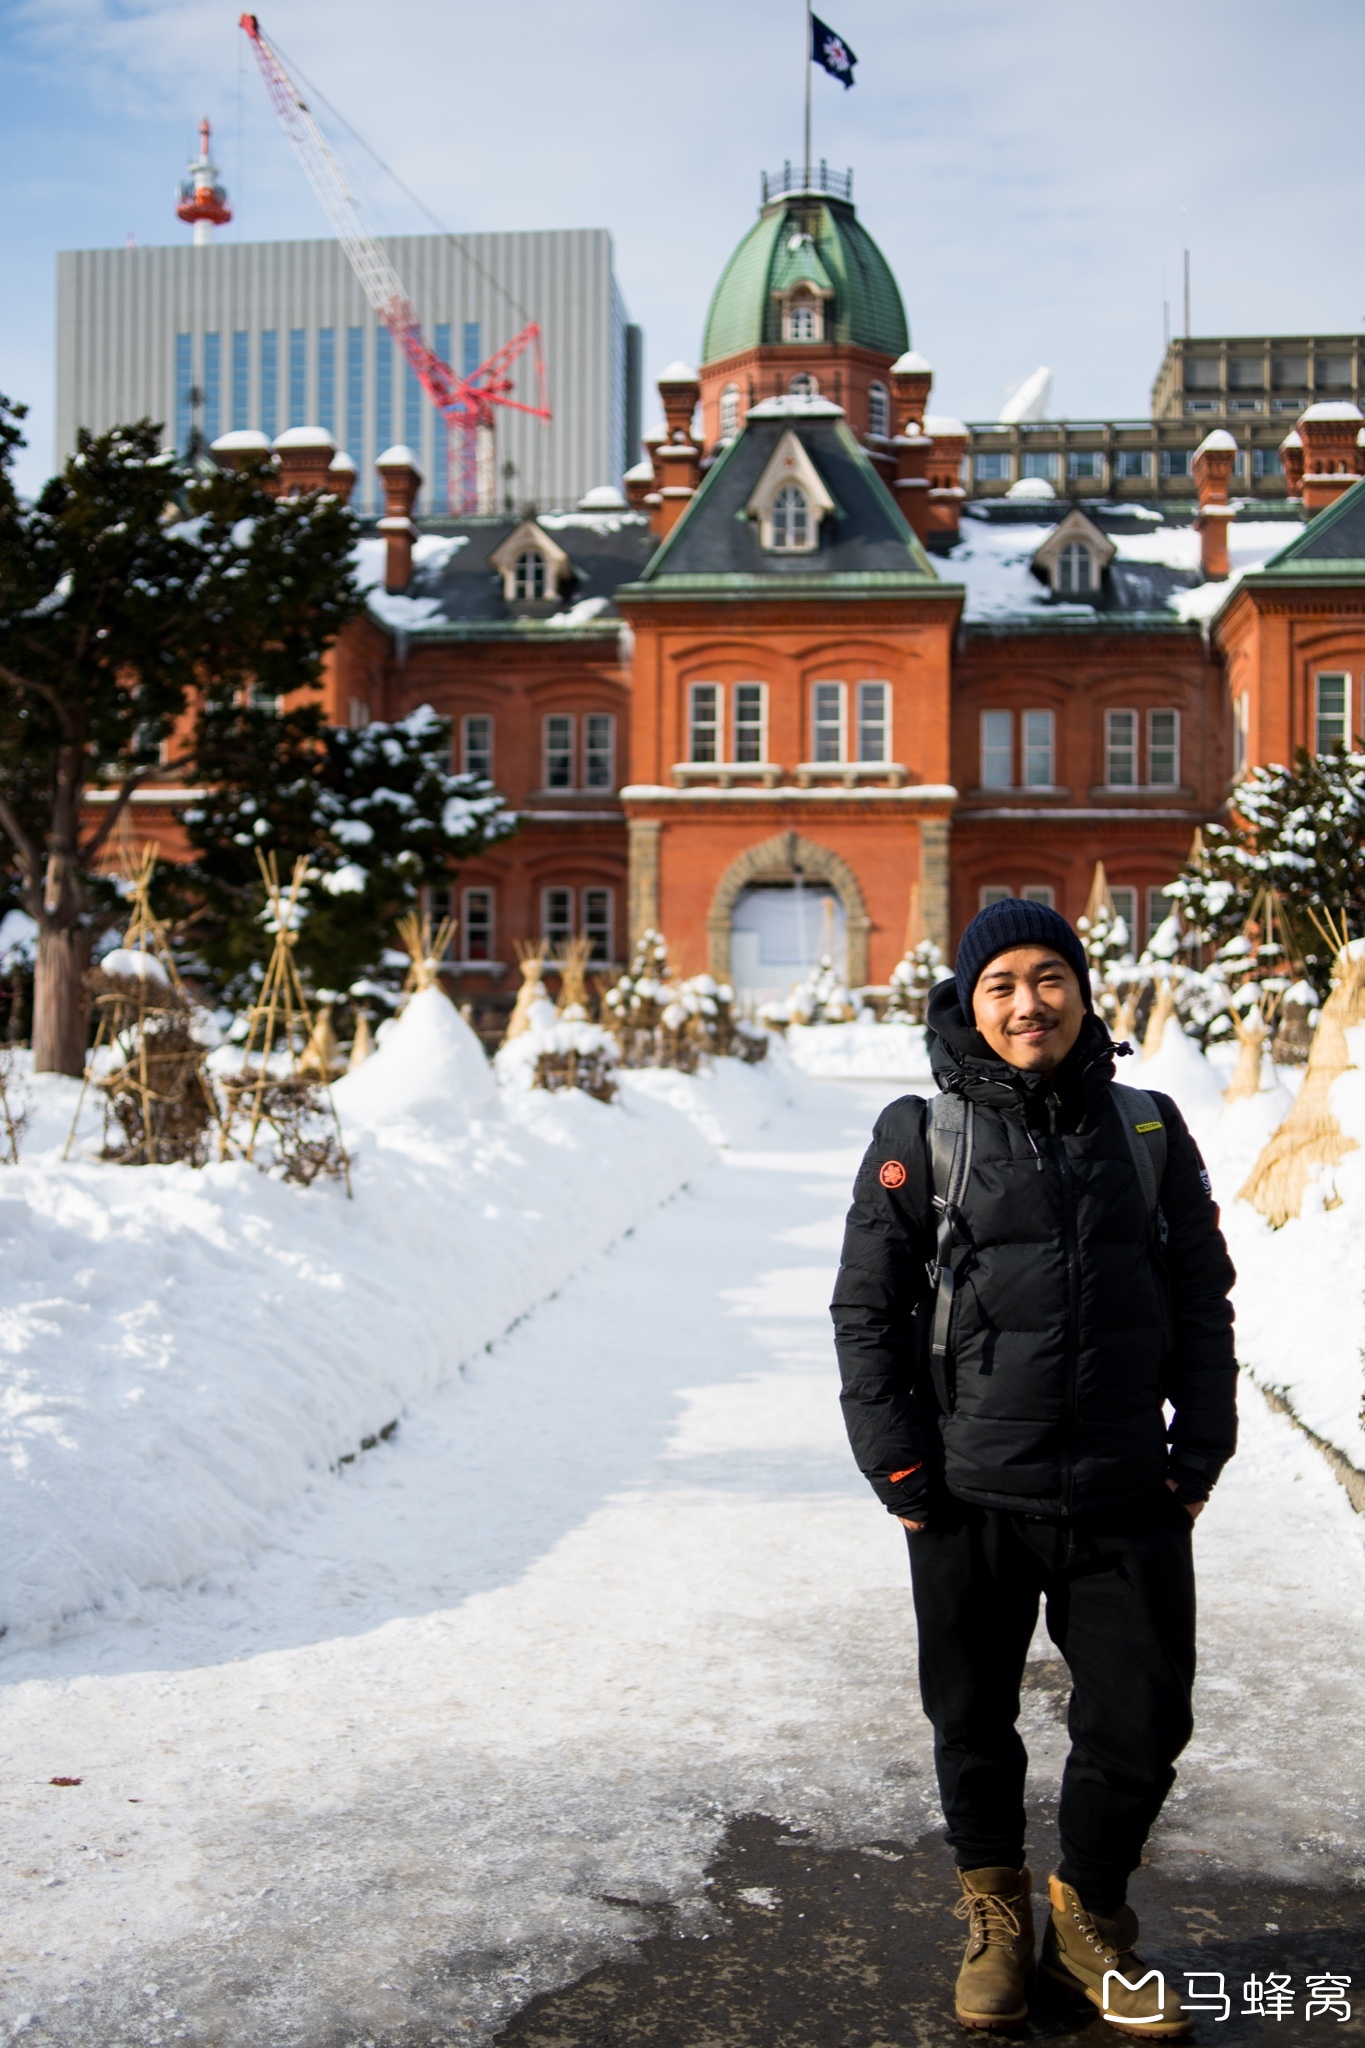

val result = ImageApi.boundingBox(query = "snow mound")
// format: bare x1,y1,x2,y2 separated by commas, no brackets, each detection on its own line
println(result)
784,1021,934,1083
1134,1020,1226,1134
333,986,496,1128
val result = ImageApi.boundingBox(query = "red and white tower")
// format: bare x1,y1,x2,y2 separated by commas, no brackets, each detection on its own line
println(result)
176,120,232,245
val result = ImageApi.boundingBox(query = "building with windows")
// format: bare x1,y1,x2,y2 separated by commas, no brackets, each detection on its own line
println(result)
55,228,641,513
113,173,1365,1017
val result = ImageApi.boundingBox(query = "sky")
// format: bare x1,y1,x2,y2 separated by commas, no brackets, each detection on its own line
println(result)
1,0,1363,500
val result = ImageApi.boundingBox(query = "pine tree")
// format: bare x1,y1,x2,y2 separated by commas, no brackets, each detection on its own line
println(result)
1169,746,1365,994
173,703,514,1002
0,403,359,1071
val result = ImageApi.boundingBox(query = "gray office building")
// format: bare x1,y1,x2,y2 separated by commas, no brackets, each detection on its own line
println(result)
56,229,641,513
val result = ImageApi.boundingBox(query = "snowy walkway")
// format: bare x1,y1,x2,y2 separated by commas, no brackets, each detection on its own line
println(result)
3,1078,1365,2047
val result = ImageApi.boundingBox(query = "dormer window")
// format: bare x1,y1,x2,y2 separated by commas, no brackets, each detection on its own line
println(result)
784,293,824,343
789,372,819,399
746,425,834,554
1057,542,1095,595
868,381,890,438
771,484,810,550
514,548,547,599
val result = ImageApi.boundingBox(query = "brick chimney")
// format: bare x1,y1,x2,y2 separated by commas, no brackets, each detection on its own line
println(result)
890,350,934,433
1278,430,1303,499
654,362,702,538
1192,428,1237,580
209,428,272,475
1297,402,1364,512
623,458,654,512
924,414,968,547
327,451,358,506
274,426,336,497
376,444,422,593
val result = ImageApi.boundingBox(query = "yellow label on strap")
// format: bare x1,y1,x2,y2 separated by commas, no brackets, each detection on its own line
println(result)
1134,1120,1163,1134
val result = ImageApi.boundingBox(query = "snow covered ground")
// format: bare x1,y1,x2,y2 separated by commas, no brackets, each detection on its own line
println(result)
1,1022,1363,2045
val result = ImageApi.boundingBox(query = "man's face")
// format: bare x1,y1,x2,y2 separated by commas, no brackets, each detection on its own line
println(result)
971,945,1087,1072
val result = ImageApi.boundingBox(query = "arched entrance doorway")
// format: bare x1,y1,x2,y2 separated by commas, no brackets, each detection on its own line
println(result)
707,831,871,992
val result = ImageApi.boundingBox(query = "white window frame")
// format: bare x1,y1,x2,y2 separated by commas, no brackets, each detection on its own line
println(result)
543,712,575,789
582,887,614,965
719,383,741,440
514,548,547,599
856,680,890,763
1233,692,1249,779
980,709,1013,789
811,680,846,764
867,381,890,438
733,682,767,764
770,482,811,549
1021,885,1055,908
689,682,722,763
541,886,574,949
1067,450,1104,482
1147,708,1180,788
583,711,616,790
1315,671,1349,753
1105,708,1138,788
462,886,495,962
1115,449,1151,480
975,451,1013,484
979,885,1012,909
1057,542,1095,595
1022,450,1059,481
1021,708,1055,788
462,712,493,781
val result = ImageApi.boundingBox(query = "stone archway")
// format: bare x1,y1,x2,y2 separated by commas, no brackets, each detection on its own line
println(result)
707,830,872,988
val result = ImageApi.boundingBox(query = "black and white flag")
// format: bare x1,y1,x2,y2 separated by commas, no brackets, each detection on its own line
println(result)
811,14,857,88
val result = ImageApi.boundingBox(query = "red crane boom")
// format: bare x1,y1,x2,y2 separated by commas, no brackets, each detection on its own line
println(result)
240,14,550,513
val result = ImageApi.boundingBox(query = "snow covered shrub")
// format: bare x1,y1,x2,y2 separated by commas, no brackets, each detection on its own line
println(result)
496,1017,620,1103
87,962,218,1167
603,934,767,1068
883,939,950,1023
764,954,861,1028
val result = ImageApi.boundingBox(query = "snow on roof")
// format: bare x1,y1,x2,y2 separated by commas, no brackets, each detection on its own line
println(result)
747,395,845,420
1300,401,1363,422
354,532,467,602
577,484,627,510
924,414,967,438
1281,430,1303,447
1195,428,1239,454
211,429,269,452
543,594,610,628
623,459,655,483
1006,476,1055,501
538,507,648,536
376,444,419,468
891,350,932,373
274,425,335,449
329,451,357,472
657,360,699,384
1168,522,1304,623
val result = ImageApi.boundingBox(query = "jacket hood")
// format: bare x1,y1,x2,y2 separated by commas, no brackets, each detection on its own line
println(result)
926,976,1118,1123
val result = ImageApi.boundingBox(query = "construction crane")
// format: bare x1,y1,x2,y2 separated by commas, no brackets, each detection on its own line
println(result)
240,13,550,514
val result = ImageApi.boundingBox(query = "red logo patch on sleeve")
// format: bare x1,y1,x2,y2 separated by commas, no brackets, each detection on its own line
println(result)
878,1159,907,1190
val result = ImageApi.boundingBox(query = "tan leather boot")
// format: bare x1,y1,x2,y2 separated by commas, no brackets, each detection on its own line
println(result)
1040,1874,1190,2037
952,1864,1034,2030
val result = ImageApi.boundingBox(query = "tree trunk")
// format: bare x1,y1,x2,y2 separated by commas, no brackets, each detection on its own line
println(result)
32,924,91,1076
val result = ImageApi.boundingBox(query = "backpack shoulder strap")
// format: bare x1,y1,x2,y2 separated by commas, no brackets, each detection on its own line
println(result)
925,1091,975,1364
1110,1082,1168,1222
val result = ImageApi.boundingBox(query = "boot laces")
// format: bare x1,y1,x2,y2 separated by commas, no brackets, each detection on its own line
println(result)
955,1889,1022,1949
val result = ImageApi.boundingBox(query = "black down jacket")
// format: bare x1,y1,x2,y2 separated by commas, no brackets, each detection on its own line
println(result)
830,983,1237,1521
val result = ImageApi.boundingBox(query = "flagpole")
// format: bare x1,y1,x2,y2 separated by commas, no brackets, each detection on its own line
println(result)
803,0,811,183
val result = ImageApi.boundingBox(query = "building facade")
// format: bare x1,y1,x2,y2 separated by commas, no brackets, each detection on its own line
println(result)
56,229,641,514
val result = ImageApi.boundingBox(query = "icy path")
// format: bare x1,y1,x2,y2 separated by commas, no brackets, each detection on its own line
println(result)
3,1078,1365,2047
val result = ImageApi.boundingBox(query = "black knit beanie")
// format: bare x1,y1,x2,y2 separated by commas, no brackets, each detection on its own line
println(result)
954,898,1092,1016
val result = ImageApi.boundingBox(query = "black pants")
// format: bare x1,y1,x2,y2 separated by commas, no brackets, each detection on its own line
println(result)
906,1487,1196,1916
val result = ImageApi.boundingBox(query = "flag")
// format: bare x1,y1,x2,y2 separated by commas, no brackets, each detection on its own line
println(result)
811,14,856,88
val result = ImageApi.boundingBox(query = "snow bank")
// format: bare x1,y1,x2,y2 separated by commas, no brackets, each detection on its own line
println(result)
783,1021,934,1083
619,1048,792,1149
0,995,783,1649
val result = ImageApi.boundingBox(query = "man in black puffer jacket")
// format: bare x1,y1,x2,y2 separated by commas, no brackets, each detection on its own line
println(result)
831,898,1236,2038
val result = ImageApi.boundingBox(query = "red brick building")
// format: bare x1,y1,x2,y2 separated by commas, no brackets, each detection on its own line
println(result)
163,175,1365,1011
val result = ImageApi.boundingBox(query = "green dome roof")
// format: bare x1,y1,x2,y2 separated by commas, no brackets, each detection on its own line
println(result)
701,193,908,363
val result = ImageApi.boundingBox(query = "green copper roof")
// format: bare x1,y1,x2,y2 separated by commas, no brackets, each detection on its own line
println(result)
701,195,909,363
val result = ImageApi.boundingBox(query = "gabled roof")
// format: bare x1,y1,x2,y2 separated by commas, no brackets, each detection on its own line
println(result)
357,510,655,641
1031,507,1118,580
1260,475,1365,571
768,231,835,300
619,401,952,601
